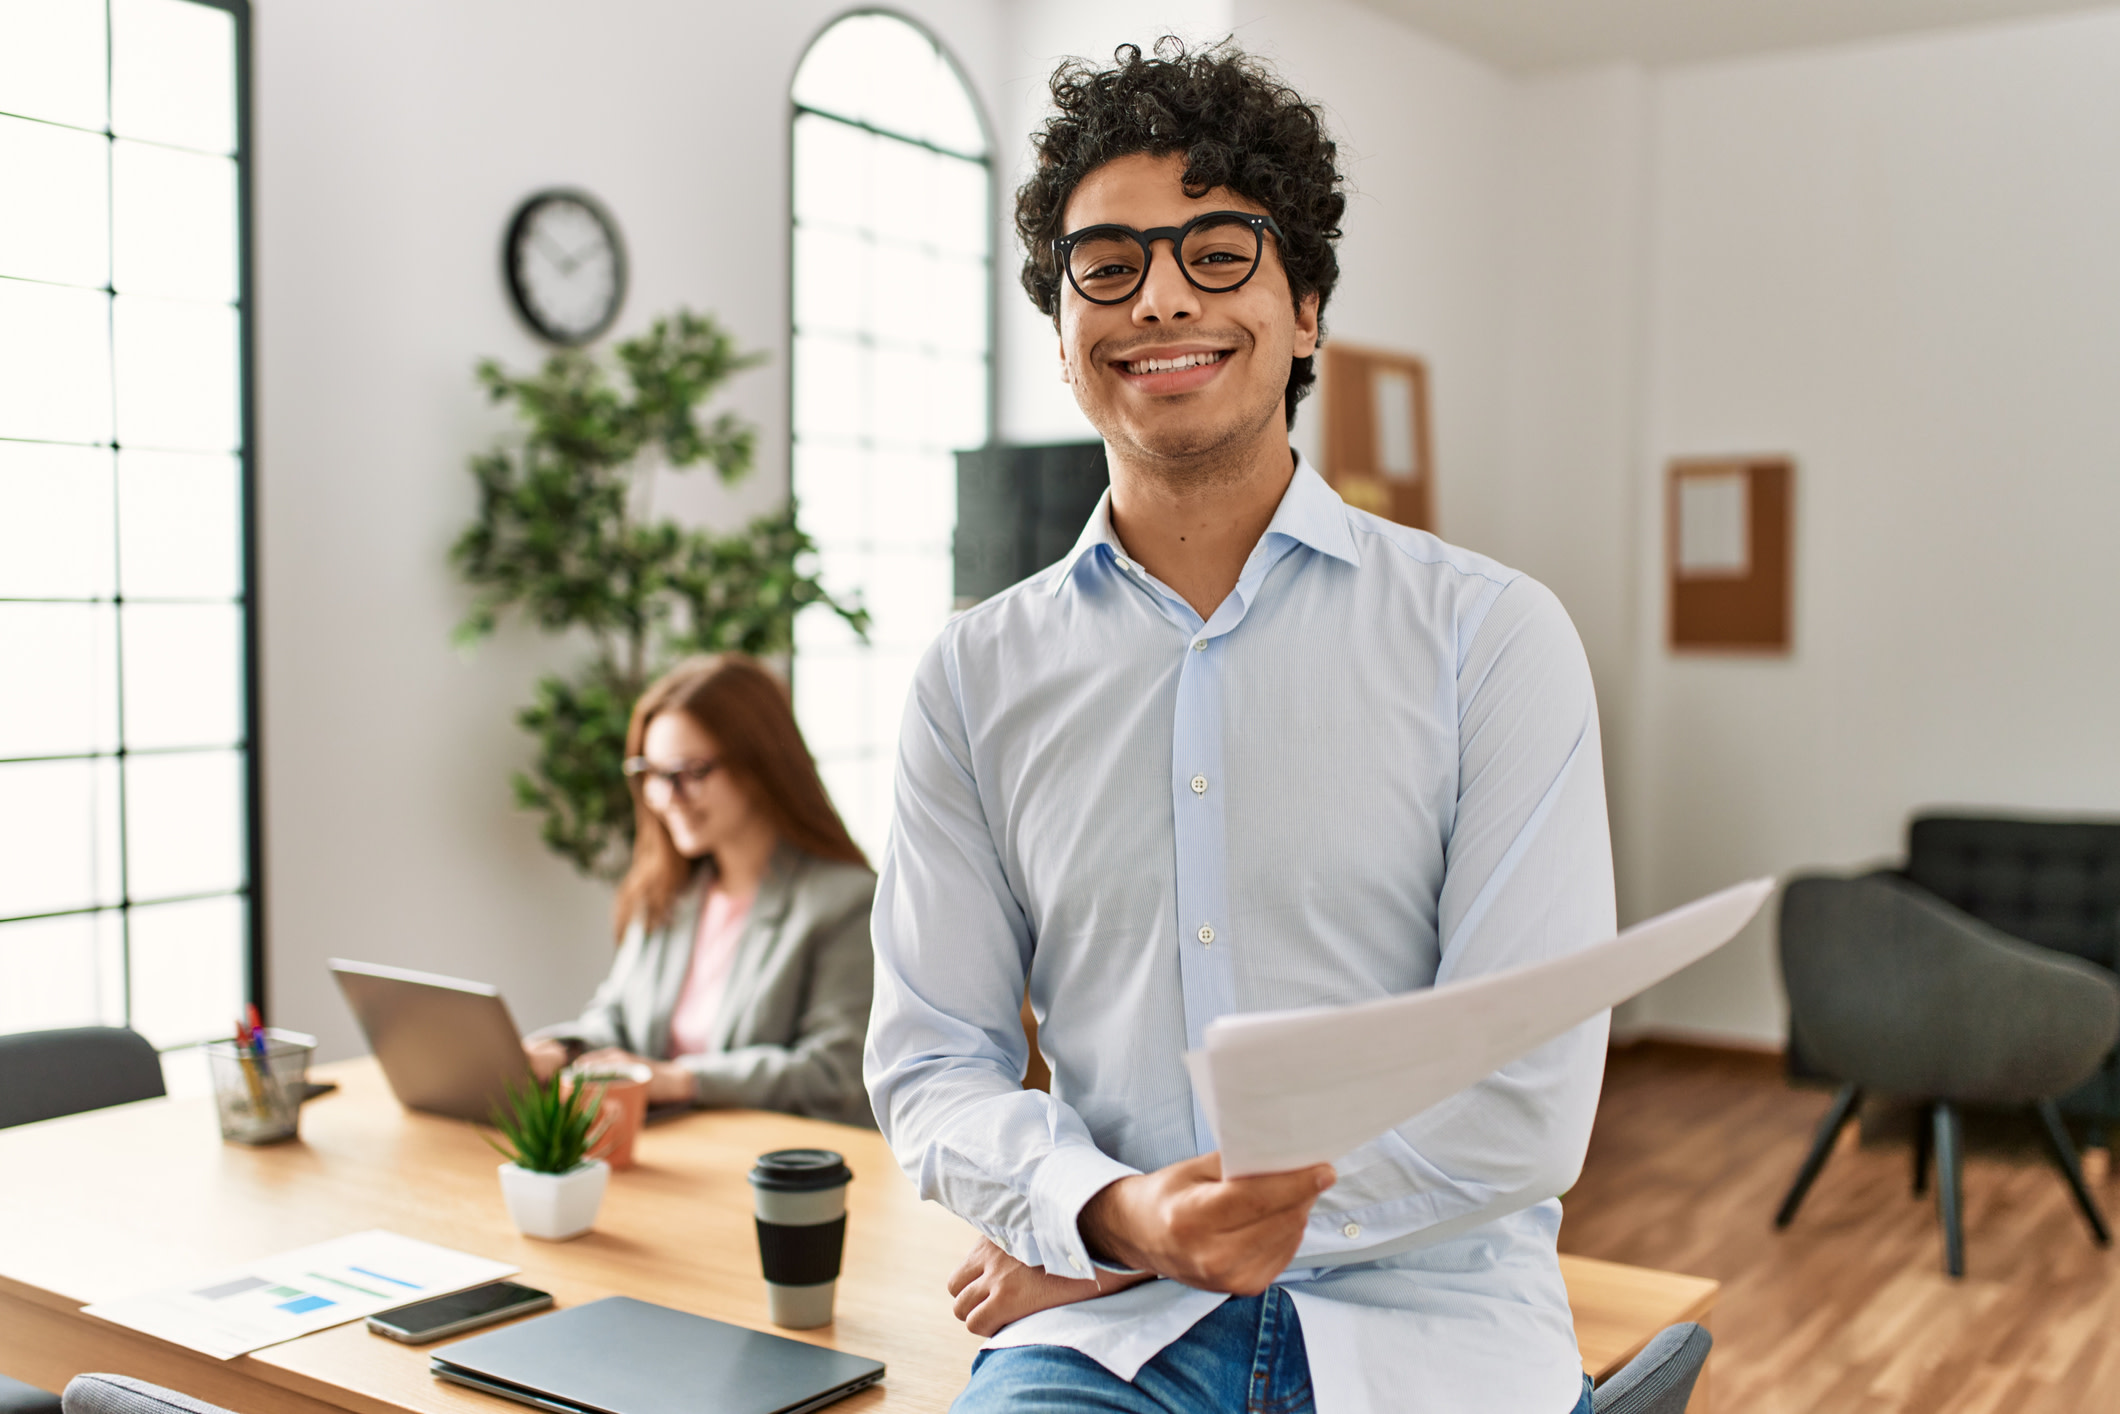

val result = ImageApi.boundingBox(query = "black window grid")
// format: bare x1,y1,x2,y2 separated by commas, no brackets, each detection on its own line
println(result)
0,0,261,1048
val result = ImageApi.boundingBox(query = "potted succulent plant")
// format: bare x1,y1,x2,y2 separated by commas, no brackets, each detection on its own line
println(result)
489,1075,609,1240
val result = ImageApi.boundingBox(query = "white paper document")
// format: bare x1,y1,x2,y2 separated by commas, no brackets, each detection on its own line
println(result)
1189,877,1775,1176
83,1229,518,1359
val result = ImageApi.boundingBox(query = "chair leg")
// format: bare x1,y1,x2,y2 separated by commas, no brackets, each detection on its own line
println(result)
2035,1099,2112,1247
1776,1082,1863,1229
1912,1101,1933,1196
1935,1102,1965,1278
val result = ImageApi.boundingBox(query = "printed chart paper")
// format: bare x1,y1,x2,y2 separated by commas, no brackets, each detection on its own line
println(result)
83,1229,517,1359
1189,877,1775,1176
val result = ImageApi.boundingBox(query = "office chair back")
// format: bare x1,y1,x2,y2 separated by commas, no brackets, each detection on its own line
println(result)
1906,814,2120,969
61,1376,232,1414
1593,1322,1712,1414
0,1027,165,1129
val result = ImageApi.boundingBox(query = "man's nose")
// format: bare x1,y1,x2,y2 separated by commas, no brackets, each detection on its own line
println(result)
1131,238,1199,324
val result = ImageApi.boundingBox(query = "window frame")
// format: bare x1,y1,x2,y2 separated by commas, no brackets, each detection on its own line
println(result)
783,7,998,855
0,0,263,1042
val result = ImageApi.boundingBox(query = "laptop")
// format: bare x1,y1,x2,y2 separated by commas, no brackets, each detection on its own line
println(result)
431,1296,885,1414
330,959,534,1123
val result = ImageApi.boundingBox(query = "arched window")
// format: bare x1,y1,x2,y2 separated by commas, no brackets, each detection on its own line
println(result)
789,11,991,861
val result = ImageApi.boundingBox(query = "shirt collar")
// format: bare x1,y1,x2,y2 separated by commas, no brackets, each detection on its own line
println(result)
1048,449,1359,597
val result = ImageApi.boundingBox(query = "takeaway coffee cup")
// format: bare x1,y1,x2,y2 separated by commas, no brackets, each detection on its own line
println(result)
748,1148,852,1329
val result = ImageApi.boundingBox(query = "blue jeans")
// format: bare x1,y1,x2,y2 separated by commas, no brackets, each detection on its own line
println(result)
950,1287,1597,1413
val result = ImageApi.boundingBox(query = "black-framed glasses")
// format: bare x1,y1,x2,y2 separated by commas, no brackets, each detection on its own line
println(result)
1054,211,1284,306
623,756,723,800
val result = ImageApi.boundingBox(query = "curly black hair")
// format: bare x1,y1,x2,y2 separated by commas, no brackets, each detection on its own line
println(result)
1015,39,1345,430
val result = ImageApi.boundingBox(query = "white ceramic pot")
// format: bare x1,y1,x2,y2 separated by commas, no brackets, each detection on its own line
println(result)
498,1159,609,1240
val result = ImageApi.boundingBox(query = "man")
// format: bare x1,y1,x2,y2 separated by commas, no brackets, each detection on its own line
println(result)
865,40,1611,1414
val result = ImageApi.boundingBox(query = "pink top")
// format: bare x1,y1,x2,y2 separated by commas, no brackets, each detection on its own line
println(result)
666,888,754,1058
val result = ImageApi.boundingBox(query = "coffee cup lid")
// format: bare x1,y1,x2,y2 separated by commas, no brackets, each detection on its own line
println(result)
749,1148,852,1192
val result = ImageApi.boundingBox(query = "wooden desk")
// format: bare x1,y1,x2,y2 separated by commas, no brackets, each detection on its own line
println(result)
0,1059,1715,1412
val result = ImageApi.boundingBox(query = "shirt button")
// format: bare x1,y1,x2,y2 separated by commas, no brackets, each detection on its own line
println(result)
1115,557,1132,572
1192,638,1207,651
1190,775,1208,795
1342,1222,1362,1239
1068,1255,1084,1272
1197,924,1215,945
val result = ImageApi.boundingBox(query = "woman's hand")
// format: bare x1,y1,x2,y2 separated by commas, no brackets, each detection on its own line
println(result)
524,1037,571,1081
946,1236,1151,1337
575,1048,693,1106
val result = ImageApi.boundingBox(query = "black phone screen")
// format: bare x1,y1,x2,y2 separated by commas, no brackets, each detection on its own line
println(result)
376,1280,548,1334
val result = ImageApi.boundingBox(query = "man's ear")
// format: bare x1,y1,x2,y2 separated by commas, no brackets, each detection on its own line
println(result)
1292,292,1321,360
1058,335,1074,386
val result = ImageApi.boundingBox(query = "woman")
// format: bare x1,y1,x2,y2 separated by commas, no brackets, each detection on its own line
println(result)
525,654,877,1127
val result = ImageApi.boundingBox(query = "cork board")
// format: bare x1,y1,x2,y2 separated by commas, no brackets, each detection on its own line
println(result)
1322,344,1433,531
1668,457,1793,653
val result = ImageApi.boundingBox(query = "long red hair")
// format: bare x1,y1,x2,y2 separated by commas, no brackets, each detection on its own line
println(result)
612,654,867,939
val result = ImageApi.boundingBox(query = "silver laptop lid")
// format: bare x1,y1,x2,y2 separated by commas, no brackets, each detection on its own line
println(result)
330,959,530,1123
432,1296,885,1414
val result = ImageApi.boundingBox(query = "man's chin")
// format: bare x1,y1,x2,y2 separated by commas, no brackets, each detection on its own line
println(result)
1110,408,1271,466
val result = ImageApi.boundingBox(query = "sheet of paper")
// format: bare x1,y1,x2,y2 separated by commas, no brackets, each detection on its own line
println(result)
1188,877,1775,1176
83,1229,518,1359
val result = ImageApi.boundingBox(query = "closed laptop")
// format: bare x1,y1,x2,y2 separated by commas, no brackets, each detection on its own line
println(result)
431,1296,885,1414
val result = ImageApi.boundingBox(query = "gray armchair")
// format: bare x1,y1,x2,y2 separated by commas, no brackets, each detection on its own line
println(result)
61,1376,232,1414
1775,872,2120,1275
1592,1322,1712,1414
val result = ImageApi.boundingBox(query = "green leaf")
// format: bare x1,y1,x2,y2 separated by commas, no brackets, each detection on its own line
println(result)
452,307,873,879
488,1072,606,1173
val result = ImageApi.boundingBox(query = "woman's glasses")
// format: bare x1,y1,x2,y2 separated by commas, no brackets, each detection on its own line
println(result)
1053,211,1284,306
623,756,722,802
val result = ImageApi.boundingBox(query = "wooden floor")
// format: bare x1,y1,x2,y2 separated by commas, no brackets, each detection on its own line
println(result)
1560,1043,2120,1414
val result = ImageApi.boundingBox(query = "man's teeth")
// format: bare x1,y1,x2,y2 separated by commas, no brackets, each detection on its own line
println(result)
1127,351,1226,374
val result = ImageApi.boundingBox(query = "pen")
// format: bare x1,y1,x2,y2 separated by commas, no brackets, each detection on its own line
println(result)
246,1005,289,1114
232,1021,268,1110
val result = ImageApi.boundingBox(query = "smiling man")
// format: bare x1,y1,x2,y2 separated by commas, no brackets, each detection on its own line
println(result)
864,41,1614,1414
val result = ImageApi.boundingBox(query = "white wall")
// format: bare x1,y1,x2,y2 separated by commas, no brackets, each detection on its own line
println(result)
1617,9,2120,1043
253,0,1005,1061
252,0,2120,1060
1233,0,1514,538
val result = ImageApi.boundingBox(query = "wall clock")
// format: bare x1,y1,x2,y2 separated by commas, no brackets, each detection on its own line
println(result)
504,189,628,345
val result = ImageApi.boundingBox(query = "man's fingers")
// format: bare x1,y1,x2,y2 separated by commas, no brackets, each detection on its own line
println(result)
947,1237,1001,1298
952,1280,984,1323
963,1294,1005,1338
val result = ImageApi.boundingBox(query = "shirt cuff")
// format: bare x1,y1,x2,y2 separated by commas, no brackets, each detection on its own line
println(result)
1027,1142,1140,1279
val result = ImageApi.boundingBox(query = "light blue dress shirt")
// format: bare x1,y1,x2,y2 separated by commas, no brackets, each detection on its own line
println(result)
865,454,1614,1414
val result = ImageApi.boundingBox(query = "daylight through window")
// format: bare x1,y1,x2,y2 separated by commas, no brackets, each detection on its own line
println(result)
789,12,992,862
0,0,255,1050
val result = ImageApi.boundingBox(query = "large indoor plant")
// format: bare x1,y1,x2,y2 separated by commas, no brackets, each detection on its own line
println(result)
488,1075,608,1241
452,310,867,878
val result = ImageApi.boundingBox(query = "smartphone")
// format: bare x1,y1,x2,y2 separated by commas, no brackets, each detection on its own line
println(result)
365,1280,553,1344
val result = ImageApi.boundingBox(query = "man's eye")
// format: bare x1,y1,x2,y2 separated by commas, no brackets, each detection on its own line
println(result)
1085,262,1136,280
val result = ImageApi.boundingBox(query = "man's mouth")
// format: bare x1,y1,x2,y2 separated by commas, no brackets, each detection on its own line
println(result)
1121,349,1231,375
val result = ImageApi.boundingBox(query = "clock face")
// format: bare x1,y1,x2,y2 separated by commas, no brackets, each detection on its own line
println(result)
505,191,626,345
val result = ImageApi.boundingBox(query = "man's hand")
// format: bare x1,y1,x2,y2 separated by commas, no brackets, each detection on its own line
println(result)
1079,1152,1335,1294
946,1237,1152,1337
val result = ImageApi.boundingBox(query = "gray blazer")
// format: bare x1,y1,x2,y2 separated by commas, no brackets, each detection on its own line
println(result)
533,844,877,1127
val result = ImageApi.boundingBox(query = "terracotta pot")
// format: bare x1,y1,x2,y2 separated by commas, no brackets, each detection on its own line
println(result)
565,1062,653,1171
498,1159,608,1240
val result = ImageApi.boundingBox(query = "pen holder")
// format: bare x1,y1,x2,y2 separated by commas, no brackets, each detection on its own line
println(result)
205,1029,315,1144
